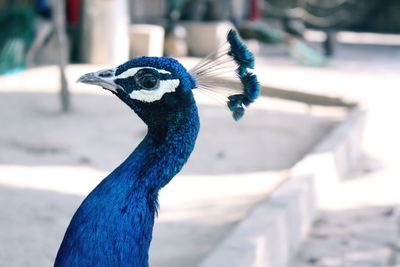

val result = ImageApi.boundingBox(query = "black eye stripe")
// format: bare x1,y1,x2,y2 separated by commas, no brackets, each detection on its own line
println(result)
115,76,136,94
114,68,177,94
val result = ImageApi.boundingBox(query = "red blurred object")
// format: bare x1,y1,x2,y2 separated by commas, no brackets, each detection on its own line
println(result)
67,0,80,25
250,0,261,21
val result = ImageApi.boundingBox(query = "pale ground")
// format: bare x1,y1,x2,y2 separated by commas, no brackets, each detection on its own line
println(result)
0,64,341,266
257,38,400,266
1,33,399,267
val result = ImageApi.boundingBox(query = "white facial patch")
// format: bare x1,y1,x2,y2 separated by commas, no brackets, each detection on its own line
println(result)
129,79,180,103
116,67,171,79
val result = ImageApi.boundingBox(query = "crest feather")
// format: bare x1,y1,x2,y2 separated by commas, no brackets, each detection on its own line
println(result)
190,29,260,121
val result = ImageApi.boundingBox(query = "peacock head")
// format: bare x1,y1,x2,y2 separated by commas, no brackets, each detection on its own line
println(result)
78,30,260,125
78,57,197,127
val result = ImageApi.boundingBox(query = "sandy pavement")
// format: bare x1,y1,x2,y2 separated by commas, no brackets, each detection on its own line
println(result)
0,65,341,267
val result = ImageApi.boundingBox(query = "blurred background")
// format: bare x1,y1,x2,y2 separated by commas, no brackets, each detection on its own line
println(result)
0,0,400,266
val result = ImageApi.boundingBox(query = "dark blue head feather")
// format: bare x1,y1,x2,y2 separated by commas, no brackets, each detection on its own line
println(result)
227,29,255,71
115,56,196,93
189,29,260,121
226,29,260,120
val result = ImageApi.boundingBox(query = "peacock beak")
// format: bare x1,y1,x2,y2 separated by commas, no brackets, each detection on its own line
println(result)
77,68,119,92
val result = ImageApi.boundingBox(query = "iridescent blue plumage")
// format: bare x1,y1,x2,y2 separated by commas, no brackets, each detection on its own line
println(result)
190,29,260,121
227,29,255,71
56,58,199,267
226,29,260,121
56,29,259,267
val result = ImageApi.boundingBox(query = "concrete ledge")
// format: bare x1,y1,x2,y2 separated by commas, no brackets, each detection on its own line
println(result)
313,108,366,180
197,175,316,267
292,107,366,202
197,102,366,267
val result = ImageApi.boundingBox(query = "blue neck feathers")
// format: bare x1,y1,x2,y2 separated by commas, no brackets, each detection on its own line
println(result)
55,102,199,267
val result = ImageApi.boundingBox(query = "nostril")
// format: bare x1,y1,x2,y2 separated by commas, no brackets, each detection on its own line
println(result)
98,70,113,78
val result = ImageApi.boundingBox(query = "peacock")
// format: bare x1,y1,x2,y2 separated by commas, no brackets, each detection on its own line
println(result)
55,29,260,266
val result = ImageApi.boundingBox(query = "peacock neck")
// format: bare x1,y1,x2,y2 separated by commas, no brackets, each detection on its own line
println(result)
123,103,199,190
55,104,199,267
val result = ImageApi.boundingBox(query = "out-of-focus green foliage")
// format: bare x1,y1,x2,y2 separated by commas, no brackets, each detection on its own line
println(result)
0,8,34,74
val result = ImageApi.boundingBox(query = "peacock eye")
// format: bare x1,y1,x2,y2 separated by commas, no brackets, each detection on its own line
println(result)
135,69,160,90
